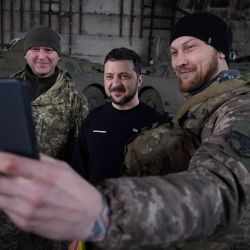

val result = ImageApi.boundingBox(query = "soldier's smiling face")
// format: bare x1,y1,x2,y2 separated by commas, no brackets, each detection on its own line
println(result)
170,36,220,93
104,60,143,110
25,47,60,77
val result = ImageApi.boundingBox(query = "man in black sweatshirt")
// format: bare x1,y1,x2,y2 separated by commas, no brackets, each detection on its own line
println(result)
71,47,166,185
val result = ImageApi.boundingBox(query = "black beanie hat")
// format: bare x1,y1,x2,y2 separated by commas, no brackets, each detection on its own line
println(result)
24,25,61,55
170,12,232,64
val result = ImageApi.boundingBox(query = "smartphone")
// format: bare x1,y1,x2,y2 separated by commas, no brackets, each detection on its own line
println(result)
0,78,39,159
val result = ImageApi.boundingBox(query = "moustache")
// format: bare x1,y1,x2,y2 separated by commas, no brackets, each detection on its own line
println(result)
176,65,196,73
110,86,125,92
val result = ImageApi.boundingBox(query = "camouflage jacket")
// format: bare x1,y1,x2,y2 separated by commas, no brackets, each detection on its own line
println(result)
0,67,89,250
96,74,250,250
11,66,89,159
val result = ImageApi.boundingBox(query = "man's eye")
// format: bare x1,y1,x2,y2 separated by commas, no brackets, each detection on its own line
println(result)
45,48,54,52
121,74,129,80
106,75,113,80
170,51,177,56
186,44,196,50
31,48,40,51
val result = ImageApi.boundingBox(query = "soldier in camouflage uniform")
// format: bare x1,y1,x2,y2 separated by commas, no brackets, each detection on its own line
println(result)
0,11,250,250
1,26,89,250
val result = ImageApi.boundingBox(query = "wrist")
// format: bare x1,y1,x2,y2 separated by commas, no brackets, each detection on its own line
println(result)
86,195,110,242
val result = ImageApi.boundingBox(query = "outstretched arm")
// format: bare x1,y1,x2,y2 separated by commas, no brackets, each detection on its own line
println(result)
0,96,249,250
95,94,250,250
0,153,108,241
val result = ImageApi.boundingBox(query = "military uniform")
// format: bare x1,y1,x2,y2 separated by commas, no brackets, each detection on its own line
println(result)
95,72,250,250
12,66,89,159
0,66,89,250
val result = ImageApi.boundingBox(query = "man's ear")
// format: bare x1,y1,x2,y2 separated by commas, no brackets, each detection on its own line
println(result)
138,75,144,87
218,51,226,60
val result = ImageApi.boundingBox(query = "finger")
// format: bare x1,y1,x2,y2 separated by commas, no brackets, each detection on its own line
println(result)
40,153,69,170
0,152,68,179
4,210,32,233
0,179,57,223
0,175,21,197
0,194,54,222
40,153,56,163
0,193,33,217
0,175,40,200
5,208,72,241
1,196,78,240
0,152,40,177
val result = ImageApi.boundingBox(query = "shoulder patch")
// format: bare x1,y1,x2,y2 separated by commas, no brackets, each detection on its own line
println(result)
224,121,250,169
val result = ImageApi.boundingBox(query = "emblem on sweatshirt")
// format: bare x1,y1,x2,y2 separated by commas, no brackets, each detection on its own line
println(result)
93,130,107,133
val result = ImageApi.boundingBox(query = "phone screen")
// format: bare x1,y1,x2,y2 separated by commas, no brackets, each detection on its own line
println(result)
0,78,39,159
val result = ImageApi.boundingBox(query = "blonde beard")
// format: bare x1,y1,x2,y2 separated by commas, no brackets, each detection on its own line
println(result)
178,52,219,93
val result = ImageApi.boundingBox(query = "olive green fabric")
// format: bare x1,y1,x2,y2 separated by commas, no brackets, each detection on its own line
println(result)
11,66,89,159
123,123,200,176
24,25,61,55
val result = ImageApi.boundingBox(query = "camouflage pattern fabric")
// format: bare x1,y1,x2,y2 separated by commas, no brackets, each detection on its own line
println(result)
123,77,248,178
32,69,88,158
12,67,89,158
95,76,250,250
0,67,89,250
0,212,19,250
123,123,200,176
173,77,250,137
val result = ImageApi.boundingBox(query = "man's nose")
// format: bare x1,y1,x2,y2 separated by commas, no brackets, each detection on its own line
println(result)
37,49,47,58
112,75,121,86
172,52,188,68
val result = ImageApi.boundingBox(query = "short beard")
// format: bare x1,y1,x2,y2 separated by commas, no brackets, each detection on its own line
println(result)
110,88,137,105
179,52,219,93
